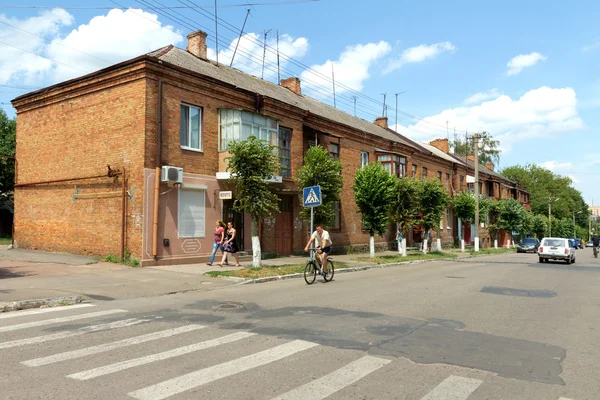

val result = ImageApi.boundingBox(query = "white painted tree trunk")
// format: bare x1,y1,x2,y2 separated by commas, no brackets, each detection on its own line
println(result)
494,239,498,249
461,239,465,252
402,238,407,257
437,238,442,252
369,235,375,258
474,237,480,252
423,239,428,254
251,219,261,267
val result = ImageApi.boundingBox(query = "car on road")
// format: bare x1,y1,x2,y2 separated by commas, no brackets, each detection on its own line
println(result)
586,240,593,247
516,238,540,253
538,237,576,264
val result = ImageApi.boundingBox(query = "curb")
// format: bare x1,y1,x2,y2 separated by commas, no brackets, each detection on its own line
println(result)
0,295,84,313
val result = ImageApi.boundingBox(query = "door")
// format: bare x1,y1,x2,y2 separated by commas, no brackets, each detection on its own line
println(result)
275,197,293,255
464,221,472,244
223,200,244,251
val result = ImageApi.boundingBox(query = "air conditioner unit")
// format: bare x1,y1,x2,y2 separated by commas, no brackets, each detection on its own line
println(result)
160,166,183,184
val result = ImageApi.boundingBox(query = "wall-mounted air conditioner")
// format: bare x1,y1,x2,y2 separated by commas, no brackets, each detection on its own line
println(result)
160,166,184,184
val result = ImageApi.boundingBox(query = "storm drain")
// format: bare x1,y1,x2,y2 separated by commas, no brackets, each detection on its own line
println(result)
213,302,244,311
480,286,557,298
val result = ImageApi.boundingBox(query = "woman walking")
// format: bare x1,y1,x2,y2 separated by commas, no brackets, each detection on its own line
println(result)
207,220,227,266
219,221,241,267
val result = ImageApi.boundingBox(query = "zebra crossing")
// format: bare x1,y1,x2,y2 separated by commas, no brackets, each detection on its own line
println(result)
0,304,579,399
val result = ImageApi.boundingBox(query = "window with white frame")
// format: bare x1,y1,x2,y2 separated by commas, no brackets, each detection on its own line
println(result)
219,109,278,151
331,201,341,230
329,142,340,159
411,164,417,177
422,167,428,181
180,104,203,151
178,188,206,238
446,209,451,229
377,154,406,177
278,127,291,178
437,171,442,182
361,151,369,168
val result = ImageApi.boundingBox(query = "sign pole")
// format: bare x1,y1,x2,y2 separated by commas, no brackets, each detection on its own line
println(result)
310,206,314,251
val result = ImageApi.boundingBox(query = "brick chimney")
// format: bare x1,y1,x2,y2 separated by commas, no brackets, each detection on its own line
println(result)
466,155,475,162
187,30,208,60
429,138,449,154
374,117,388,129
280,77,302,95
485,162,494,171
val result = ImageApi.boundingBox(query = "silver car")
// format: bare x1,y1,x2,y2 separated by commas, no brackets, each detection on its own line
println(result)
538,237,576,264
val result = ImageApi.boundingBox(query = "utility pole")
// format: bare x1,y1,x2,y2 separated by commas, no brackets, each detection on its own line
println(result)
473,133,480,252
549,199,552,237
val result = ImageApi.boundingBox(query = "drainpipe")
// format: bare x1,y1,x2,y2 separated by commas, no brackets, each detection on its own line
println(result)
121,167,127,261
152,80,163,259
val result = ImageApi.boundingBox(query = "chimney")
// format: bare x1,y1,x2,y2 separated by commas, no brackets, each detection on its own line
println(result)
485,162,494,171
187,30,208,60
280,77,302,95
374,117,388,129
429,138,449,154
466,154,475,162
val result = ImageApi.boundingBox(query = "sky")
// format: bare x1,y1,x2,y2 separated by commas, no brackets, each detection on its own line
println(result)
1,0,599,205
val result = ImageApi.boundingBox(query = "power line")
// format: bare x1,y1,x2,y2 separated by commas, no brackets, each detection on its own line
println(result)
0,1,320,10
0,39,89,73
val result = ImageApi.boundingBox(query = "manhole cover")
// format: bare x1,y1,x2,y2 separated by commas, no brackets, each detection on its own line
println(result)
213,302,244,310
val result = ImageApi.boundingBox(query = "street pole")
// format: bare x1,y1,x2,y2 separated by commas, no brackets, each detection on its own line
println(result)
473,134,480,251
573,211,576,238
548,201,552,237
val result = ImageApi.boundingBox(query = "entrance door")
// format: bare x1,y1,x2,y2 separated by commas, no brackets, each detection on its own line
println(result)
275,197,293,255
464,221,472,244
223,200,244,251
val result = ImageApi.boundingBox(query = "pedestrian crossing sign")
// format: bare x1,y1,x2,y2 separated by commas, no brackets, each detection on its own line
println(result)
303,185,322,207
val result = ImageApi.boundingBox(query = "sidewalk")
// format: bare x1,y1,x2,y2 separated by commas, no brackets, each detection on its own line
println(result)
0,245,475,311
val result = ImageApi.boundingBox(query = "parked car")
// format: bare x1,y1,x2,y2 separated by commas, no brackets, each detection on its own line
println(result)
570,238,583,249
538,237,576,264
586,240,593,247
517,238,540,253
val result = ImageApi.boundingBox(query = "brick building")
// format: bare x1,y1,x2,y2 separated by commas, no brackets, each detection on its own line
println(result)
11,30,528,266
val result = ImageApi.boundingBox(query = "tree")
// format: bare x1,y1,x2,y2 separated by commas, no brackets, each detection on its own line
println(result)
452,191,475,242
452,131,500,165
0,109,16,192
353,162,395,257
497,199,526,243
296,145,343,227
226,136,280,267
389,177,422,254
486,201,501,244
531,214,548,239
418,179,451,249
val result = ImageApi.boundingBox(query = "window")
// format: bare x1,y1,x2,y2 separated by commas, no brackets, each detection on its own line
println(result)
361,151,369,168
178,188,206,238
219,109,278,151
329,143,340,159
437,171,442,182
446,209,451,229
377,154,406,177
412,164,417,177
446,173,450,190
331,201,340,229
180,104,202,151
460,175,465,189
422,167,428,181
278,127,291,178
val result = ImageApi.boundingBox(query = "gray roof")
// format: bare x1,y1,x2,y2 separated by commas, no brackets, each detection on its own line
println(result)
448,153,515,184
419,143,466,165
149,46,425,153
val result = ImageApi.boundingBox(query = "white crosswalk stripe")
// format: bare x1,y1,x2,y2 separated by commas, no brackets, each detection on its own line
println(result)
127,340,319,400
420,375,483,400
0,303,95,319
0,318,148,350
270,355,391,400
67,331,256,380
558,398,575,400
22,324,205,367
0,309,127,333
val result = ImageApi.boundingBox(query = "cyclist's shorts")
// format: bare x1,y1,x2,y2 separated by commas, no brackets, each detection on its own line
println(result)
321,246,332,255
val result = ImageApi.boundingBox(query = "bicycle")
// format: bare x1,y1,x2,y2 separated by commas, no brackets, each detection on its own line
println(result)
304,248,335,284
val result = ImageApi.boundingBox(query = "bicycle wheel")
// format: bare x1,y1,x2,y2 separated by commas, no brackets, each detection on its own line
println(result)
304,261,317,284
323,258,335,282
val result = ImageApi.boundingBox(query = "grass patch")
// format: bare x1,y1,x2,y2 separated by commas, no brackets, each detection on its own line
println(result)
468,247,517,256
205,262,351,279
355,251,458,264
0,236,12,245
103,248,140,267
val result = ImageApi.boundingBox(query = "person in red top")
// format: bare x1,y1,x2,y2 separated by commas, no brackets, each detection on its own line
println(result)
207,220,227,266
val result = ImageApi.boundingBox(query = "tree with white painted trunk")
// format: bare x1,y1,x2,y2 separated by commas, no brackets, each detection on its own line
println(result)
352,163,395,257
225,136,280,267
389,177,422,257
452,191,475,251
418,180,451,253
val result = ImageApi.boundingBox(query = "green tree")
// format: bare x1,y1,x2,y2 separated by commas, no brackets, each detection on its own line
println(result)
389,177,422,255
0,109,16,192
486,201,501,245
296,145,343,227
353,162,395,257
498,199,526,244
452,191,475,241
452,131,501,164
531,214,548,239
226,136,280,267
418,179,450,250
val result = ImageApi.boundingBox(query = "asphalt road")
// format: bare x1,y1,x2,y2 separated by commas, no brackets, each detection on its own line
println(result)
1,248,599,399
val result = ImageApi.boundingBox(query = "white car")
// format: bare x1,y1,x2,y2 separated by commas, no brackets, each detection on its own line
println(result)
538,237,576,264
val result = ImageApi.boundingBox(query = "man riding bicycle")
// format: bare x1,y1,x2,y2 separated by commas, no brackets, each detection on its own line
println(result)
592,234,600,257
304,224,332,276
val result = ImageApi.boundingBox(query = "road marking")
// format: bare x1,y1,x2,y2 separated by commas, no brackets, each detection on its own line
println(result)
0,304,95,319
420,375,483,400
558,398,575,400
68,331,256,380
22,324,205,367
0,318,148,350
270,355,391,400
0,309,127,333
128,340,319,400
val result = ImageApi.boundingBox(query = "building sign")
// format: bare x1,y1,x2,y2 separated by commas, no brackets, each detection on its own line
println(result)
219,191,233,200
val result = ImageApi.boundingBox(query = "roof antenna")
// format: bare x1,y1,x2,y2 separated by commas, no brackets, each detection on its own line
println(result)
261,29,272,79
214,0,219,64
276,29,280,84
230,9,251,67
332,63,337,108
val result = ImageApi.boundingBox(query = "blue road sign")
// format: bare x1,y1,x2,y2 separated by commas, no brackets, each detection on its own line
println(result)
303,185,322,207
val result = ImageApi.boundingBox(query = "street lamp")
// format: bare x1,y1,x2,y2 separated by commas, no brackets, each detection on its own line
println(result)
573,210,581,238
548,197,559,237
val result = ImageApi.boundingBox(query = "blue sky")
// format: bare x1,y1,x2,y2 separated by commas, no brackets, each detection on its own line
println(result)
1,0,599,205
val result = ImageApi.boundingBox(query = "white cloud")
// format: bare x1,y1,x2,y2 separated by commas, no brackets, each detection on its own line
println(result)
394,86,583,152
207,32,308,80
583,40,600,52
506,52,547,76
464,88,500,105
299,41,391,98
384,41,456,74
0,8,183,85
541,161,574,171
